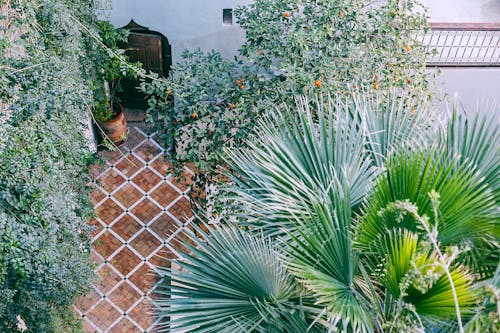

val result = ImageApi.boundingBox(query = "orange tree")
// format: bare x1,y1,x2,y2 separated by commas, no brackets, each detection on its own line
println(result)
140,0,433,195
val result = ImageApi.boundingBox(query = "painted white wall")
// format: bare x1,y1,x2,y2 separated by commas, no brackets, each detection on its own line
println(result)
108,1,500,106
420,0,500,22
433,68,500,111
108,0,252,62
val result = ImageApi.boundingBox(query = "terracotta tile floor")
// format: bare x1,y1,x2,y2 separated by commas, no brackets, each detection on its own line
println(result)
76,127,195,332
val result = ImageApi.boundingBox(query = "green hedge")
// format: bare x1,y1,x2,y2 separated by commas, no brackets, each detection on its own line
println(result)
0,0,106,331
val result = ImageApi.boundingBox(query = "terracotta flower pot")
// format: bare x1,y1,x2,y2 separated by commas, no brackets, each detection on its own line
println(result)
98,103,127,145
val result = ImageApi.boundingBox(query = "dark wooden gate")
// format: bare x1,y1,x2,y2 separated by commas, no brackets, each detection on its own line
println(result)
120,20,172,109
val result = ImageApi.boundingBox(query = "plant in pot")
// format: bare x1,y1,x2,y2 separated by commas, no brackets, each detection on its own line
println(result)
91,20,140,146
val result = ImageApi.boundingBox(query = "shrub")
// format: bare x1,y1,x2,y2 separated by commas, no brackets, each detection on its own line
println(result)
0,0,106,331
157,94,499,332
141,0,433,191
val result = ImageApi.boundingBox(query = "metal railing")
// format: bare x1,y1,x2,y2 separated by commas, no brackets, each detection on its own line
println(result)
422,23,500,67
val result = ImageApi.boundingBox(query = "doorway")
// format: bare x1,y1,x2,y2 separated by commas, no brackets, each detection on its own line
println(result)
120,20,172,110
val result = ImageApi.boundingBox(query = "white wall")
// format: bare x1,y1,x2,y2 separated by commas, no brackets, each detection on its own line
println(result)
108,1,500,106
433,68,500,111
421,0,500,22
108,0,251,62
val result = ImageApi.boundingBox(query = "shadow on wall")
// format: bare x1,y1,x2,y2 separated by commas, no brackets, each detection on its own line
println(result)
482,0,500,20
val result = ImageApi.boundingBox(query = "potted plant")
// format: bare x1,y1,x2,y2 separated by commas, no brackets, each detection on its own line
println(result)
91,20,140,145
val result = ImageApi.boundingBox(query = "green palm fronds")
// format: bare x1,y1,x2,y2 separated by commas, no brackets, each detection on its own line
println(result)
155,224,322,332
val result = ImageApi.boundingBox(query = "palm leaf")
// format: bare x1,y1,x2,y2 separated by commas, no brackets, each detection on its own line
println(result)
354,151,496,251
154,224,322,332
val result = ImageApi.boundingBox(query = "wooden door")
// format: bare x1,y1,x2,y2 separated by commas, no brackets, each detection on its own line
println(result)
121,31,171,109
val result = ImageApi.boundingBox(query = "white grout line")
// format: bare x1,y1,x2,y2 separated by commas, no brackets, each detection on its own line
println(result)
87,128,198,332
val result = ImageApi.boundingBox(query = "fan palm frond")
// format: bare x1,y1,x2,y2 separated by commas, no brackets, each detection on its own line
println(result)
355,151,496,251
438,102,499,198
155,224,322,332
227,94,376,238
284,184,377,332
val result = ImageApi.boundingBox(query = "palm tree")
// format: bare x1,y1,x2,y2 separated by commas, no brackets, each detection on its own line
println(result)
155,93,499,332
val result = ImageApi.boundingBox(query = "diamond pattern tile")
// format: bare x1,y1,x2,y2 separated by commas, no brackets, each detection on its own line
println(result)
86,300,121,331
113,214,142,241
132,168,162,193
95,264,121,295
97,168,125,193
130,230,162,258
149,155,172,177
108,317,140,333
76,127,195,332
150,182,180,207
168,196,193,222
128,263,158,294
130,198,161,224
94,198,123,225
115,153,144,178
134,140,162,162
149,214,181,239
113,183,143,208
108,281,142,312
111,247,142,276
128,298,155,330
94,231,122,259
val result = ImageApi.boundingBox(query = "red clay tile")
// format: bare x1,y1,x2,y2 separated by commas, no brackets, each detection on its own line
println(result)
149,214,180,240
75,288,101,313
108,281,142,312
108,317,141,333
94,231,122,259
88,218,104,239
115,153,144,178
113,183,143,208
94,198,124,225
86,300,121,331
111,247,142,276
95,264,122,294
150,182,181,207
130,198,161,224
122,128,146,151
128,298,155,330
91,188,106,205
132,168,162,193
128,264,157,294
134,141,162,162
99,146,128,165
149,246,175,268
168,196,193,222
113,214,142,241
149,155,172,177
130,230,162,258
96,168,125,193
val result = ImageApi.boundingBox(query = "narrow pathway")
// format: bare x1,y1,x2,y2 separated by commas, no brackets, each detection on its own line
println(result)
75,127,194,332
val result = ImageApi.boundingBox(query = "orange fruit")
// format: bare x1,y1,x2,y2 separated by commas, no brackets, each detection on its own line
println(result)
167,89,173,95
315,80,322,87
373,82,379,90
228,103,235,110
407,78,412,84
191,113,197,119
339,11,344,18
404,45,411,52
283,12,290,18
239,85,245,90
235,79,241,85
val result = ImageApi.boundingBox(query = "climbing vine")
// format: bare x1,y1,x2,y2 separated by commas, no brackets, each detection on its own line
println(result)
0,0,107,331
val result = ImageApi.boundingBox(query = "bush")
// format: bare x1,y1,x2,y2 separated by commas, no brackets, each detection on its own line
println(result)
141,0,433,188
0,0,106,331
